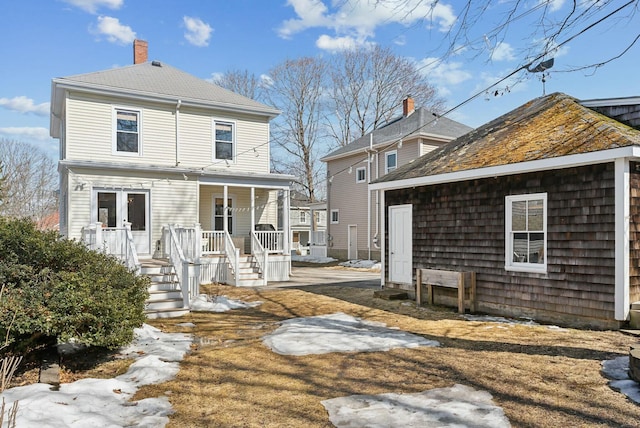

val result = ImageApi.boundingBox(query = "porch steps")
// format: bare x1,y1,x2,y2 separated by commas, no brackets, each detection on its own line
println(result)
233,256,265,287
141,260,190,319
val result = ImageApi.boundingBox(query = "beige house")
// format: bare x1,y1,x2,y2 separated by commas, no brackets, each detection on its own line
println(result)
321,97,472,261
50,40,293,316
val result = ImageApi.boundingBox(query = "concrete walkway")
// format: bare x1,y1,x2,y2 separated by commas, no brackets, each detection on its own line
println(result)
268,266,382,289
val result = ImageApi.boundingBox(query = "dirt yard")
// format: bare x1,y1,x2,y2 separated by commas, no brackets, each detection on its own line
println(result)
132,279,640,428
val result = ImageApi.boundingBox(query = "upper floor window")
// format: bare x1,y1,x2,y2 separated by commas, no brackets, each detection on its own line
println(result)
300,211,307,223
330,209,339,224
505,193,547,273
214,120,234,161
114,108,141,155
356,167,367,183
385,151,397,174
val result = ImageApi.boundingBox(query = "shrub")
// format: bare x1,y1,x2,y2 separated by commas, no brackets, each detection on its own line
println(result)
0,218,149,350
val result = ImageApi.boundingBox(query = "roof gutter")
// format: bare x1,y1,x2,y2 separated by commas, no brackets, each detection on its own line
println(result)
370,146,640,192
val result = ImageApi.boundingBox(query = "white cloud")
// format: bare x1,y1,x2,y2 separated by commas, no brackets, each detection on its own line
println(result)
183,16,213,47
491,42,516,61
316,34,374,52
63,0,123,14
540,0,566,13
0,127,52,141
278,0,457,50
0,96,50,116
416,57,472,97
92,16,136,44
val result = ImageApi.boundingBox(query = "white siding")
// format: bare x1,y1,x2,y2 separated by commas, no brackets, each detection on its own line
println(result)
66,167,197,247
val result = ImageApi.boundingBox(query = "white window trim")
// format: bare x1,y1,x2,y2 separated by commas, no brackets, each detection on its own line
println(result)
505,193,548,274
299,211,307,223
112,106,142,156
212,118,236,163
212,194,236,234
330,209,339,224
356,166,367,183
385,150,397,174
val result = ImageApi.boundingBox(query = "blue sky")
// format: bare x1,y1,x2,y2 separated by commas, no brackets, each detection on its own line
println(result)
1,0,638,160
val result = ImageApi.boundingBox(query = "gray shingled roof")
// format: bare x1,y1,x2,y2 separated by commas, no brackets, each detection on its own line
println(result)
322,108,473,161
53,61,279,116
374,92,640,184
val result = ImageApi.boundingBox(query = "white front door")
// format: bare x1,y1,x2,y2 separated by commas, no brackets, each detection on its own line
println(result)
348,225,357,260
389,204,412,284
93,189,150,255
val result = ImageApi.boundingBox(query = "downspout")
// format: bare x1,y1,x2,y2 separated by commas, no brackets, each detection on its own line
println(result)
367,134,372,261
175,99,181,166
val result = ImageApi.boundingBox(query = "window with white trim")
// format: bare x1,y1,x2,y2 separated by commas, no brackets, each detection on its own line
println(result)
505,193,547,273
300,211,307,223
330,209,339,224
114,108,141,154
213,196,234,233
385,150,397,174
214,120,234,161
356,167,366,183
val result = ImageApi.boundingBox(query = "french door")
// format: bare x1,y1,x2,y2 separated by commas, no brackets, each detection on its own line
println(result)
93,189,150,255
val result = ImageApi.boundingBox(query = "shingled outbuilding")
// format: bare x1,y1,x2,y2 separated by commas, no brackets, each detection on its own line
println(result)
370,92,640,328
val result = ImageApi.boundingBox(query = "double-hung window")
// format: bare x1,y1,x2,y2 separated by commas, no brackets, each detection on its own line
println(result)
505,193,547,273
356,167,367,183
115,108,141,154
214,120,234,161
330,209,339,224
385,151,397,174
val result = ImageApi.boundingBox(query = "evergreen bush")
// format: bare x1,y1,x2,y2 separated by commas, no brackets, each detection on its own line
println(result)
0,218,148,350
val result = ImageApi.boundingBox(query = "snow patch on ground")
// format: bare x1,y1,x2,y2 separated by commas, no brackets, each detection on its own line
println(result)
262,312,439,356
463,314,566,331
322,384,511,428
291,254,337,263
339,259,381,271
602,356,640,404
1,324,192,427
190,294,262,312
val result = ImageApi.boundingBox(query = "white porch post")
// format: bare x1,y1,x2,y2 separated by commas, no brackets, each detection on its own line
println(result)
250,187,255,232
223,185,229,234
380,190,386,287
283,188,290,254
95,222,103,251
194,222,202,261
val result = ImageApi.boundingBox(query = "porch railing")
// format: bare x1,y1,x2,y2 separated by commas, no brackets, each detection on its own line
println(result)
202,230,226,255
310,230,327,246
255,231,284,254
250,232,268,286
224,231,240,283
165,225,200,307
81,222,140,273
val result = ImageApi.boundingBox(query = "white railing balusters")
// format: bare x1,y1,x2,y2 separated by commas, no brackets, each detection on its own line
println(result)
250,232,268,285
224,231,239,284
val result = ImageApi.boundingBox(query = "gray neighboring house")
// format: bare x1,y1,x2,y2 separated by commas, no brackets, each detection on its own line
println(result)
321,97,472,261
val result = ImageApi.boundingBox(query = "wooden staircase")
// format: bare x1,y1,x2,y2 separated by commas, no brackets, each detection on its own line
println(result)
233,255,265,287
141,259,190,319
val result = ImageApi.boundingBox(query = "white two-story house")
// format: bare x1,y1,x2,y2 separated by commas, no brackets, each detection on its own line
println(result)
50,40,293,315
322,97,472,261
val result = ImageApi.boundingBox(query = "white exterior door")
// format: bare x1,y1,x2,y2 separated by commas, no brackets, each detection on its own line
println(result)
389,204,412,284
348,225,357,260
93,189,150,255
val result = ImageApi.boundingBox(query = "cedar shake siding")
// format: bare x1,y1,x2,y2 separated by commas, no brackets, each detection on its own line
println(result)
630,162,640,304
385,163,618,328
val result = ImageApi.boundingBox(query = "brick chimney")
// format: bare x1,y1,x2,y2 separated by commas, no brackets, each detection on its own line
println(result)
403,96,415,117
133,39,148,64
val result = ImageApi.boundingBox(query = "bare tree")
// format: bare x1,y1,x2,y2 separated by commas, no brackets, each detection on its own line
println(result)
263,57,327,202
212,69,264,101
327,45,444,147
0,139,57,225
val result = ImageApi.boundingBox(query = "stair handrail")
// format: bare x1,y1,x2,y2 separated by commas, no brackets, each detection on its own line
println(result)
250,231,268,286
122,222,141,274
167,224,191,308
224,231,239,284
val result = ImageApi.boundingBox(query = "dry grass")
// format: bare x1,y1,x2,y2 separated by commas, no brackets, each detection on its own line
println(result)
135,283,640,428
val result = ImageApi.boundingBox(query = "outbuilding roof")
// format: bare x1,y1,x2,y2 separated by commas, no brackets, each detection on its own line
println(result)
374,92,640,184
321,107,472,161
